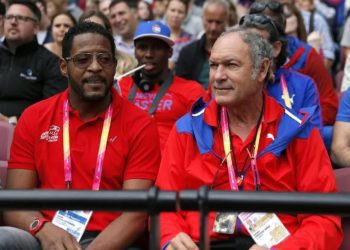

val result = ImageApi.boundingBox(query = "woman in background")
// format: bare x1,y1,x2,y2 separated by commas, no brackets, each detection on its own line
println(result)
164,0,194,69
137,0,154,21
44,12,76,58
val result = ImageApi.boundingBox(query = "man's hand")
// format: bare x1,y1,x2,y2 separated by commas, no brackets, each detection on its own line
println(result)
249,244,269,250
35,222,81,250
166,232,199,250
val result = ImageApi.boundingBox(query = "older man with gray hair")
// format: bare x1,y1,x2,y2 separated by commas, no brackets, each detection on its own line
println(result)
156,27,342,250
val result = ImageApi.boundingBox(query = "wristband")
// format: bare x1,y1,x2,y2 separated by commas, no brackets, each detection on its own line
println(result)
29,217,49,236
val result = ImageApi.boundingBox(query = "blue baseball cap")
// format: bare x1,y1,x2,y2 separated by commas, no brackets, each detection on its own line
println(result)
134,21,174,47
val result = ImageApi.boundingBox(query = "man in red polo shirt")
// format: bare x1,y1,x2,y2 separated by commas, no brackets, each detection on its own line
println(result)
118,20,207,150
156,28,342,250
1,22,160,250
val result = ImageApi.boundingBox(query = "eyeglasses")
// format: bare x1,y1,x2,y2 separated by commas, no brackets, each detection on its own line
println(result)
65,52,116,69
5,14,38,23
250,1,283,14
239,14,285,37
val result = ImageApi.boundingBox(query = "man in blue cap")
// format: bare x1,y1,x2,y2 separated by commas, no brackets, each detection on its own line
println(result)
118,20,207,151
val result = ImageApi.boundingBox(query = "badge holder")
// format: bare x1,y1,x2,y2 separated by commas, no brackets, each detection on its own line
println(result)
52,210,93,242
213,212,237,234
238,212,290,248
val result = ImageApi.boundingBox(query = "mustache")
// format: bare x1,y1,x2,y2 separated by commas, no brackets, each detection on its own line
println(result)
83,75,106,83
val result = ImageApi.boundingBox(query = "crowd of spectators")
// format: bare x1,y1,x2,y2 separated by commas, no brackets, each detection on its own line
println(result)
0,0,350,249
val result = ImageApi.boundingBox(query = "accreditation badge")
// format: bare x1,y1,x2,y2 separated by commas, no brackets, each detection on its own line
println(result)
52,210,93,241
213,212,237,234
238,212,290,248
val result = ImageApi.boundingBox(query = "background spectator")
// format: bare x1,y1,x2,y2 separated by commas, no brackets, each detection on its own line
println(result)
118,20,206,149
153,0,168,20
33,0,53,44
98,0,111,16
164,0,195,69
0,0,67,122
176,0,229,89
137,0,153,21
283,2,307,42
44,11,76,57
109,0,139,56
45,0,66,21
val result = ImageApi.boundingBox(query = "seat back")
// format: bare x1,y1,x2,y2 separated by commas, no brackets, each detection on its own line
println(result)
0,121,15,189
334,168,350,250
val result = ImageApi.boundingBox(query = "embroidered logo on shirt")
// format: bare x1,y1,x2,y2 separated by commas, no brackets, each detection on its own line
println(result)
40,125,60,142
266,133,275,141
281,94,295,105
109,136,118,143
20,69,38,81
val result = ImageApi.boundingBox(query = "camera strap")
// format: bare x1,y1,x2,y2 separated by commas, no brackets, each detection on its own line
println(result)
128,70,174,115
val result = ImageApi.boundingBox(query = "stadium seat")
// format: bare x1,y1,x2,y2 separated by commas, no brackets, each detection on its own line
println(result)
334,168,350,250
0,121,14,189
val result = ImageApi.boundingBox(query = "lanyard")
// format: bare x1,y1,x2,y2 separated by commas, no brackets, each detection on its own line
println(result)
280,74,292,109
249,122,262,190
220,106,263,191
63,99,113,190
220,106,239,191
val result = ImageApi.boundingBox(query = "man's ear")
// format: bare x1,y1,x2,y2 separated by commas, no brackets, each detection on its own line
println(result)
59,58,68,78
258,58,271,82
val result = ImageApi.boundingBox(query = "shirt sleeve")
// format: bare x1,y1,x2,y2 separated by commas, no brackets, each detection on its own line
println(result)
156,126,191,246
341,17,350,48
8,107,37,170
336,88,350,122
304,48,338,125
302,77,323,130
274,129,343,249
123,113,161,181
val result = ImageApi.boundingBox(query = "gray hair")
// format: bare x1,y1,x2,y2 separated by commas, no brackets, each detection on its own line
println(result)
203,0,229,13
220,26,273,80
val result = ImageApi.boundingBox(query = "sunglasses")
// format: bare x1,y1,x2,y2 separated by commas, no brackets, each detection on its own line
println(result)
65,52,116,69
250,1,283,14
239,14,285,37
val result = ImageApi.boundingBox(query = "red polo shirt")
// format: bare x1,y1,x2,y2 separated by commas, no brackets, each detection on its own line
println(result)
119,75,207,149
9,88,161,231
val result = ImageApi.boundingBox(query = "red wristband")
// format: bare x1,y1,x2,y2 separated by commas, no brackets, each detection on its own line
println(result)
29,217,49,236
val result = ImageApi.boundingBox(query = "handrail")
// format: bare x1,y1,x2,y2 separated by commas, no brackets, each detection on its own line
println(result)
180,188,350,214
0,189,177,211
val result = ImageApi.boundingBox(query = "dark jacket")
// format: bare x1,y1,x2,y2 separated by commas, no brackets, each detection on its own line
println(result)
0,38,67,117
175,34,208,88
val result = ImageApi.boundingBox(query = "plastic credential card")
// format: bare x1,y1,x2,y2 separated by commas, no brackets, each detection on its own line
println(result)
238,212,290,248
52,210,93,241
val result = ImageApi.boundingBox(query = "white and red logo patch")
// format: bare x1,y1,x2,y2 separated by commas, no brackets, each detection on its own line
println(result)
40,125,60,142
